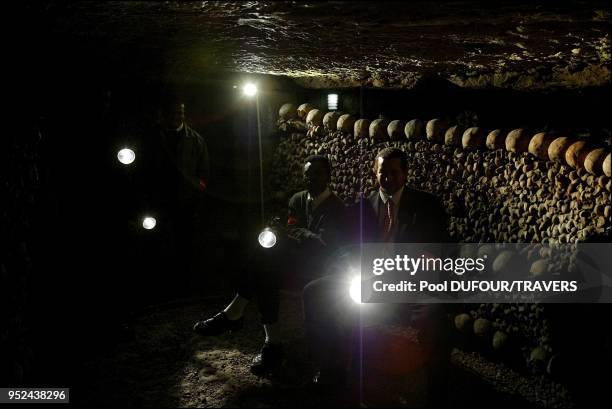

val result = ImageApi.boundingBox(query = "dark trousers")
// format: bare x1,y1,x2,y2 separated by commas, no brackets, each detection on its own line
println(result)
234,238,327,325
233,242,284,325
171,195,205,294
303,274,453,403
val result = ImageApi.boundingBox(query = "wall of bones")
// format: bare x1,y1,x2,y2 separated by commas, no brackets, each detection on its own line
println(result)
269,101,611,378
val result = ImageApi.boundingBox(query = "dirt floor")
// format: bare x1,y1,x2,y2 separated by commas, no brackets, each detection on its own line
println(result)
76,293,572,408
78,293,343,407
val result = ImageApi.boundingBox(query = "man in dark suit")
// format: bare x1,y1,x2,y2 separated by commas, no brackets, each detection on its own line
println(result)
193,155,346,376
303,147,452,404
356,153,448,244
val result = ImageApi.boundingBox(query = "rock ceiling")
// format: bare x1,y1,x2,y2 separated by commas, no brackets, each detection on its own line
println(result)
26,1,611,89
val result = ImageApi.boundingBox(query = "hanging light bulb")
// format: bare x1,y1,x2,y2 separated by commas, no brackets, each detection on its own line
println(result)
258,228,277,248
327,93,339,110
142,217,157,230
243,83,258,97
117,148,136,165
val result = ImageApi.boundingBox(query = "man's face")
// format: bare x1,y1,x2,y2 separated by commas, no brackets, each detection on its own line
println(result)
303,161,328,196
374,157,407,195
162,103,185,129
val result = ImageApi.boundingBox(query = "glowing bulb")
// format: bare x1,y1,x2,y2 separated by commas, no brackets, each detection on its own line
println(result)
327,93,338,110
349,276,362,304
142,217,156,230
258,228,277,248
117,148,135,165
243,83,257,97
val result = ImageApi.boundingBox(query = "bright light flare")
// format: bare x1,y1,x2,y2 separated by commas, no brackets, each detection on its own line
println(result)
349,276,362,304
142,217,157,230
258,228,277,248
243,83,258,97
117,148,136,165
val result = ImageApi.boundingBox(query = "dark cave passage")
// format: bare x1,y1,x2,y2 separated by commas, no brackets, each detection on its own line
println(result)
3,2,611,408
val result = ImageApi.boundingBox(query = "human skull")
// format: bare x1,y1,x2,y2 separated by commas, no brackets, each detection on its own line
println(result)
505,129,531,153
492,331,509,351
548,137,575,163
604,152,611,177
354,119,371,139
528,132,554,160
584,148,608,175
387,120,406,141
322,111,342,132
369,118,390,141
278,103,297,120
473,318,491,336
444,125,463,146
337,114,356,134
404,119,424,140
426,118,448,143
462,127,485,149
486,129,505,150
454,313,472,333
297,103,314,120
306,109,324,128
565,140,591,169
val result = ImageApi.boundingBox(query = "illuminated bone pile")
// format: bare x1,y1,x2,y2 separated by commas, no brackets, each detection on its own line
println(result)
272,102,610,244
271,101,611,377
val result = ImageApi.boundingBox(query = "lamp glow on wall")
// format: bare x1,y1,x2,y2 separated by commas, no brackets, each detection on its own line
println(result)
327,93,339,110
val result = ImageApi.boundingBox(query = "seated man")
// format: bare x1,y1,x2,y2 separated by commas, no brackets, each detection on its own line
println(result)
193,155,346,375
303,147,452,403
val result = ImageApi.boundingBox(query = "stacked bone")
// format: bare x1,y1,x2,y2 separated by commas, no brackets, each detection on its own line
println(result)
452,241,585,377
272,102,611,244
455,303,555,376
271,102,611,381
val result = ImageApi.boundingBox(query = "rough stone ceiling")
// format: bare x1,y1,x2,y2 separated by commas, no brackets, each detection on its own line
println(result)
32,1,611,89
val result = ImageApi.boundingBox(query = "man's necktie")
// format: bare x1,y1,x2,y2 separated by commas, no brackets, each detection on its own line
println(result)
306,198,313,227
382,199,395,242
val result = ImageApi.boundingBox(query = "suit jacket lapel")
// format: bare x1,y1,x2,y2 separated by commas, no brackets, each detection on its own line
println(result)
309,194,336,232
396,186,411,225
308,197,321,231
396,186,415,239
369,191,381,219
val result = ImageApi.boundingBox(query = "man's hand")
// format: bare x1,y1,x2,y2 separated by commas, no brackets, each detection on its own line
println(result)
287,228,311,243
287,228,326,246
199,179,207,191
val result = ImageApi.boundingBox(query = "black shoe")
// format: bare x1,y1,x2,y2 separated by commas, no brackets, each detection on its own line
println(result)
250,342,284,376
193,312,243,336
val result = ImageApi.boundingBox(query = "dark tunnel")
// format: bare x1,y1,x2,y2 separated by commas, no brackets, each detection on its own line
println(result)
2,1,611,407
